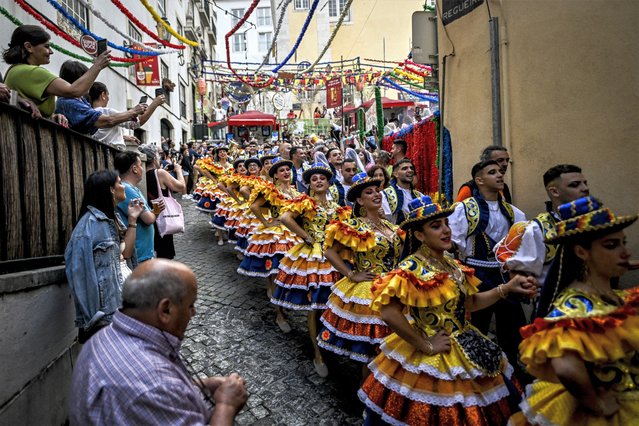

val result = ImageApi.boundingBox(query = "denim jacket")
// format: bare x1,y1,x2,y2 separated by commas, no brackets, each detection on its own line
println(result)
64,206,123,330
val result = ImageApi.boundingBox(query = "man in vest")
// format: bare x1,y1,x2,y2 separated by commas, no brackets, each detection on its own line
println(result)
494,164,589,316
290,146,309,193
448,160,529,382
456,145,513,203
381,158,423,224
329,158,357,207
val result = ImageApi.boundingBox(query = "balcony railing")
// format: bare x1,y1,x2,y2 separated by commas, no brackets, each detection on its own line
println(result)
0,103,122,273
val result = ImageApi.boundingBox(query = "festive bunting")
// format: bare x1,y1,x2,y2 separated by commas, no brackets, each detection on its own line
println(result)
138,0,198,47
0,5,130,67
255,0,293,72
110,0,185,50
47,0,159,56
271,0,321,73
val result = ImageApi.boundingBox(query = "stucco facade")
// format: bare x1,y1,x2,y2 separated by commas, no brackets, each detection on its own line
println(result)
436,0,639,275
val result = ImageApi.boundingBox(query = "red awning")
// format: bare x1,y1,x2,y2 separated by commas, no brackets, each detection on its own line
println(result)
227,110,277,127
362,97,415,109
207,121,226,128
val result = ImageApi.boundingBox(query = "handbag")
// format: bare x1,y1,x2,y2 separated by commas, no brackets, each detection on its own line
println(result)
153,169,184,237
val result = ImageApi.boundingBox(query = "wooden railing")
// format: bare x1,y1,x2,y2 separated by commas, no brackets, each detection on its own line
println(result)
0,102,123,273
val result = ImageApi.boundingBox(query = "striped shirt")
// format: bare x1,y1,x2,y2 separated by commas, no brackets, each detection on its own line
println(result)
69,311,212,425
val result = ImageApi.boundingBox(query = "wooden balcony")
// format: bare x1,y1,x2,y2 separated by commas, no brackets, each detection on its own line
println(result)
0,102,123,274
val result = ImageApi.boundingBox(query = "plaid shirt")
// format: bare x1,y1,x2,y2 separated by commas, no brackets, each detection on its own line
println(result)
69,311,212,425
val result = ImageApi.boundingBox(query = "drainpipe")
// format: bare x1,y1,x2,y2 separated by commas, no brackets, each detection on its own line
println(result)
489,17,502,147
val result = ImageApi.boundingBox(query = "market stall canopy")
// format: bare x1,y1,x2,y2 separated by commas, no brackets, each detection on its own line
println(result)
227,111,277,127
362,97,415,109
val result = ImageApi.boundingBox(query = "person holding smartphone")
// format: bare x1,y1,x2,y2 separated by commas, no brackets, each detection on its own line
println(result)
89,82,165,146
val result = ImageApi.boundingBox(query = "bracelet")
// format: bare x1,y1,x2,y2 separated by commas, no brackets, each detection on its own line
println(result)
128,223,137,228
423,338,434,355
497,284,507,299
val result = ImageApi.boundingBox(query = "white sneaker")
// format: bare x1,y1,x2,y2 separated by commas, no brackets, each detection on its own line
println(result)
217,239,224,246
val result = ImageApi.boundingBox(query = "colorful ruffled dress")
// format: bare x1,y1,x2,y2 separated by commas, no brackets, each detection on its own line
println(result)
234,176,267,254
270,197,351,310
194,159,232,213
212,173,239,232
513,287,639,426
317,218,404,363
359,253,520,425
237,182,302,277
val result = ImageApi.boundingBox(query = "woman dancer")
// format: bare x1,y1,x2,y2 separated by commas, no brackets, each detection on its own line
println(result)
238,157,302,332
211,158,246,242
271,163,351,377
359,195,538,425
318,173,403,370
513,196,638,425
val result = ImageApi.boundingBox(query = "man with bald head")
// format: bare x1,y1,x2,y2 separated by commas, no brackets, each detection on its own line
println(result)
69,259,248,425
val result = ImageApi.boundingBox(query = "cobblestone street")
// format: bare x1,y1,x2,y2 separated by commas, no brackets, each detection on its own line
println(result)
173,199,363,425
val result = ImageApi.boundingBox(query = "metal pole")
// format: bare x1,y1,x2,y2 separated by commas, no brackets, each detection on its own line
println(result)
437,56,446,205
489,17,502,147
340,55,345,150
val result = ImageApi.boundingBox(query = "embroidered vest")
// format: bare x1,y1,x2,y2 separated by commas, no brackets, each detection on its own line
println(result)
329,183,346,207
384,183,420,224
462,196,515,260
533,211,559,264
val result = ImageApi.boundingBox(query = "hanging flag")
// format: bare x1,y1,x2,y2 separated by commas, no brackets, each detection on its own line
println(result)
326,78,342,109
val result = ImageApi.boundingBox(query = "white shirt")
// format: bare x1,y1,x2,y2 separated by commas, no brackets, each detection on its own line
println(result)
381,186,421,224
494,219,551,282
448,200,526,261
92,107,140,147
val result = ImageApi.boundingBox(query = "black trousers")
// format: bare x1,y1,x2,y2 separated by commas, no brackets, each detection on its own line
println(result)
470,266,531,384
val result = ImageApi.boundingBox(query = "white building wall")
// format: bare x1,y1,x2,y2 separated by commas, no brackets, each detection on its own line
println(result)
0,0,216,146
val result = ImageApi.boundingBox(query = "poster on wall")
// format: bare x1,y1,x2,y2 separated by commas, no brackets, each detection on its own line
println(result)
442,0,484,25
133,43,160,86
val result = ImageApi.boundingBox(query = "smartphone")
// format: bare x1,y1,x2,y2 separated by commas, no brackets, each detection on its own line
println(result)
139,95,148,104
97,38,108,56
155,88,164,97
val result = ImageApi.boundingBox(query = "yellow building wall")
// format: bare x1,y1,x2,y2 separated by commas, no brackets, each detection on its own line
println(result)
437,0,639,281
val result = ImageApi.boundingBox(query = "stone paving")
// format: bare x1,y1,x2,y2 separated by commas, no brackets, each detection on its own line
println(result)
173,199,363,425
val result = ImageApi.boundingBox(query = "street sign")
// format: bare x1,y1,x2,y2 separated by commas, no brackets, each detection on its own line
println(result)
272,93,285,111
411,11,438,65
80,34,98,56
442,0,484,26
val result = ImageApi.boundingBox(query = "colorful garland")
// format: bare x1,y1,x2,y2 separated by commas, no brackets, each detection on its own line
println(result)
75,0,182,54
224,0,274,88
255,0,293,72
296,0,353,75
271,0,320,73
0,6,127,67
47,0,158,56
13,0,144,63
109,0,185,50
380,77,439,102
138,0,198,47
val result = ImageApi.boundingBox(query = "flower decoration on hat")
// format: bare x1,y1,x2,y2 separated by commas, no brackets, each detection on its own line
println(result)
399,195,456,231
346,172,383,202
545,196,637,244
302,162,333,184
268,157,294,177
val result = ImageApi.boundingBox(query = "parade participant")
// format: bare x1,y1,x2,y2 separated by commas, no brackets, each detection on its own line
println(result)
448,159,528,381
329,158,357,207
381,158,423,225
271,163,351,377
234,157,271,256
359,196,539,425
68,259,249,425
138,144,186,260
115,151,162,264
64,170,144,343
456,145,513,203
318,173,403,368
513,196,638,425
211,159,246,242
238,157,302,332
327,147,344,183
390,139,408,166
3,25,108,122
495,165,589,312
225,158,261,256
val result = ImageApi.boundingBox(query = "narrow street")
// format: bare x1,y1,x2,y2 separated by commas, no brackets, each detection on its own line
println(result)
174,199,362,425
